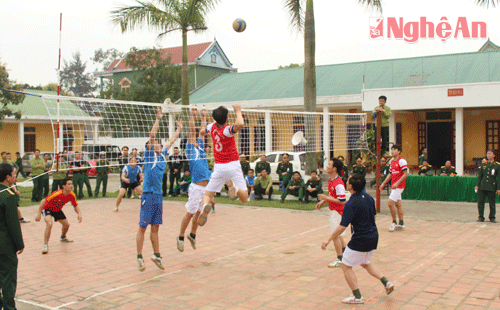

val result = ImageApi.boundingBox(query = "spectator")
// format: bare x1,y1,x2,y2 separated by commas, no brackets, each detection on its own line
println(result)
281,171,305,203
51,154,68,192
240,154,250,177
418,160,434,176
418,147,428,166
276,153,294,189
255,155,271,178
168,147,185,196
245,169,257,197
370,157,391,187
352,158,367,179
70,152,92,199
439,160,456,176
95,152,110,197
305,170,323,203
41,154,51,198
30,149,44,202
475,149,500,223
338,155,349,186
5,153,18,176
15,152,26,178
173,170,191,197
372,95,391,155
254,169,273,200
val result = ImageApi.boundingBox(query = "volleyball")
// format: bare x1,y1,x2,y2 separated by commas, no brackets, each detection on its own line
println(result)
232,19,246,32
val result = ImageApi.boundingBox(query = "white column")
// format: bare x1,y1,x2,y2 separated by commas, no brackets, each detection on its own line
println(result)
93,124,99,142
455,108,464,175
58,123,63,153
18,121,24,155
265,111,271,154
389,112,396,147
323,107,330,169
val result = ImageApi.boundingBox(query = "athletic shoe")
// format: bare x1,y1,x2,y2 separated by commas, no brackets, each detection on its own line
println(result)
342,295,365,304
226,179,239,200
42,244,48,254
396,224,405,231
151,256,165,270
137,258,146,272
389,222,397,232
177,236,184,252
328,259,342,268
60,237,73,243
113,207,119,212
385,282,395,295
131,195,136,199
187,234,196,250
19,217,30,223
198,203,212,226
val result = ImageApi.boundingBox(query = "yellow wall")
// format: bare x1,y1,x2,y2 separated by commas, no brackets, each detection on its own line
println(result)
35,124,55,152
395,112,419,166
464,108,500,163
0,123,20,154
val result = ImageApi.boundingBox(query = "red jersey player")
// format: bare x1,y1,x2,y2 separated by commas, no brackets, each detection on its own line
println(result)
35,178,82,254
198,104,248,226
316,158,347,268
380,145,408,232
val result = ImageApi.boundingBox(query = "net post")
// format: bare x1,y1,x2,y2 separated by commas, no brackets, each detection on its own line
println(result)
323,107,330,169
376,111,382,213
265,111,271,154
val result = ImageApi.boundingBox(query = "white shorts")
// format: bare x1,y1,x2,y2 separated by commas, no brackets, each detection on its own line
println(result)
206,160,247,193
329,210,346,236
389,188,404,202
185,183,206,214
342,247,375,267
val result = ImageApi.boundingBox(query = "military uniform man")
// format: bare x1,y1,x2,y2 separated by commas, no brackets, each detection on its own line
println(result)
15,152,26,178
338,156,349,186
240,154,250,177
418,160,435,176
352,158,367,179
30,149,45,202
439,160,456,176
304,170,323,203
418,148,428,166
95,152,110,197
475,150,500,222
255,155,271,178
51,155,68,192
0,163,24,310
42,154,51,198
81,160,93,198
276,153,294,189
70,152,88,199
370,158,391,187
281,171,305,203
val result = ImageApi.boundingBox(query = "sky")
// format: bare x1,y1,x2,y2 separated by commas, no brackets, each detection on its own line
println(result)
1,0,499,86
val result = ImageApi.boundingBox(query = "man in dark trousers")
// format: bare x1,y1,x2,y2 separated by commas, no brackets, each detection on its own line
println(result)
15,152,26,178
475,149,500,223
168,147,185,196
0,163,25,310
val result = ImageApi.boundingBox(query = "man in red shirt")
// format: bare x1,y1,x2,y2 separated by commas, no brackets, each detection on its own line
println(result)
316,158,347,268
198,104,248,226
380,145,408,232
35,178,82,254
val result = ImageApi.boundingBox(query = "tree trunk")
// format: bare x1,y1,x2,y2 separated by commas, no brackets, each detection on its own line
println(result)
181,29,189,106
304,0,317,175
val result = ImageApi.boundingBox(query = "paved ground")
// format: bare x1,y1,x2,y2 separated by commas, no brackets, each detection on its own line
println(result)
14,193,500,310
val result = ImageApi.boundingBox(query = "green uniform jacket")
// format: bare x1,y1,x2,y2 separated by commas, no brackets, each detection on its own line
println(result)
476,160,500,192
287,178,305,190
418,165,434,176
42,162,51,179
255,161,271,175
0,183,24,254
372,105,392,127
178,175,192,186
52,162,68,180
374,164,391,177
30,157,45,176
255,175,273,190
352,165,367,179
15,157,23,170
0,159,16,168
418,155,428,166
439,166,456,176
240,161,250,176
118,156,129,172
305,177,322,192
276,161,293,181
341,165,349,184
95,160,110,174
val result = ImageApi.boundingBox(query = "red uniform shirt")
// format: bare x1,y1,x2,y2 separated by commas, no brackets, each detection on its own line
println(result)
328,176,346,214
43,190,78,212
390,157,408,189
207,122,239,164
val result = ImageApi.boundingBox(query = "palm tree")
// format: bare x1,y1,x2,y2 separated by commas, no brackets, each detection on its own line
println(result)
474,0,499,7
283,0,382,173
111,0,220,106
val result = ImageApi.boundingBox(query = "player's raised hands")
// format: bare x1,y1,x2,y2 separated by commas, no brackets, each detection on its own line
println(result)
232,103,241,111
201,107,207,118
156,107,163,120
176,118,184,128
191,108,197,116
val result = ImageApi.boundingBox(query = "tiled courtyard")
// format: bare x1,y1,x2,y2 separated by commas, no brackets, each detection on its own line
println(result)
14,198,500,309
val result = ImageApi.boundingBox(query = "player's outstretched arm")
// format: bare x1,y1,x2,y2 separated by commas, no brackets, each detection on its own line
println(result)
232,104,244,133
148,107,163,148
199,107,209,138
188,108,197,144
74,206,82,223
165,119,184,150
35,199,46,222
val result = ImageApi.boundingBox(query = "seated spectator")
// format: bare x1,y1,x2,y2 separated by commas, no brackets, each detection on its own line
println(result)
173,170,191,197
254,169,273,200
439,160,456,176
281,171,305,203
370,157,391,187
419,147,428,166
245,169,257,196
305,170,323,203
418,160,435,176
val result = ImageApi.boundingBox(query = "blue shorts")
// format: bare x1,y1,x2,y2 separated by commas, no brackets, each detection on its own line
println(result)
139,193,163,227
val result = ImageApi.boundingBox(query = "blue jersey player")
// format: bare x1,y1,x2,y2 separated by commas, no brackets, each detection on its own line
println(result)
136,107,183,272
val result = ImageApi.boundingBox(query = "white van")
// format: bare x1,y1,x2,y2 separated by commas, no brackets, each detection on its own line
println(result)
249,151,310,183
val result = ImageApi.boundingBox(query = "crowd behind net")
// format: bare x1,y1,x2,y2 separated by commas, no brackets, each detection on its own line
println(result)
12,92,369,181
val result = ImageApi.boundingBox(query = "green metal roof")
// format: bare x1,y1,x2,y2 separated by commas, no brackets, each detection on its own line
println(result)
6,90,91,118
189,50,500,104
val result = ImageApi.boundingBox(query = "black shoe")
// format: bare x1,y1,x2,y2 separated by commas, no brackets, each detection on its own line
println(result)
215,193,221,197
255,195,263,200
477,218,485,222
490,219,496,223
